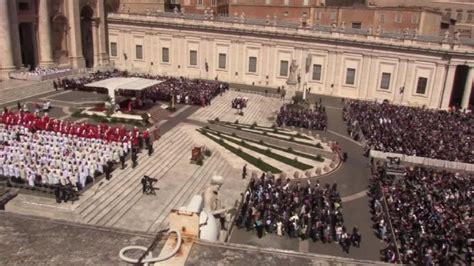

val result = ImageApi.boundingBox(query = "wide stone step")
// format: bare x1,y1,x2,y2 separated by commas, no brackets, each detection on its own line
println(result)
96,135,195,227
146,151,228,233
82,133,194,225
76,127,183,214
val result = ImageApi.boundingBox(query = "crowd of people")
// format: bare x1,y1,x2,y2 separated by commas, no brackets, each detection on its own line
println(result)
0,107,153,203
276,102,327,131
231,97,248,109
58,70,229,107
370,165,472,264
343,100,474,163
20,67,73,77
235,174,361,253
0,124,125,202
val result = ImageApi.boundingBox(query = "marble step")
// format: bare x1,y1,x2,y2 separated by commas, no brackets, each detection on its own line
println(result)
76,127,183,213
83,133,194,225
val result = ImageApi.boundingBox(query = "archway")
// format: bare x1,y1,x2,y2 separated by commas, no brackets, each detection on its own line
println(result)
52,15,69,65
80,5,94,68
449,65,469,108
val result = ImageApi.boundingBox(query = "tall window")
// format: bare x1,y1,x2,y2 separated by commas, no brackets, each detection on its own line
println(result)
162,47,169,63
416,77,428,94
379,13,385,23
110,42,117,57
457,11,463,21
198,0,203,5
190,50,197,66
303,0,308,6
330,11,337,21
265,0,271,4
412,14,420,23
280,60,289,77
218,53,226,69
135,45,143,60
248,56,257,73
395,13,402,23
345,68,356,85
312,64,322,81
316,11,321,20
380,72,391,90
467,13,473,22
284,0,289,5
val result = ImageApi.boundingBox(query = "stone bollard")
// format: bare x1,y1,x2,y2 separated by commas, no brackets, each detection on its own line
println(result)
305,171,312,178
293,171,300,179
323,166,330,173
315,167,322,175
279,172,287,180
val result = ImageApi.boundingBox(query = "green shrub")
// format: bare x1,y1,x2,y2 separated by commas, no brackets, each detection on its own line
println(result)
109,117,118,123
231,132,236,137
252,122,258,127
237,148,242,153
257,158,262,165
234,119,239,124
316,154,323,161
218,138,224,144
294,157,298,162
214,117,220,122
217,132,221,136
259,140,264,144
273,128,278,133
240,139,245,145
263,131,267,135
236,126,241,130
266,148,272,154
290,137,295,141
204,149,212,157
205,125,210,129
225,121,231,125
287,147,293,152
296,132,302,137
250,125,255,129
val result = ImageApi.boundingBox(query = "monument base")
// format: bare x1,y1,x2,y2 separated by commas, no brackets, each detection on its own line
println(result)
285,81,298,103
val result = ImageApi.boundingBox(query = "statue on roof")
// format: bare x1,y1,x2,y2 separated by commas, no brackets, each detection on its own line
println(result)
443,30,449,42
288,60,299,84
376,25,382,35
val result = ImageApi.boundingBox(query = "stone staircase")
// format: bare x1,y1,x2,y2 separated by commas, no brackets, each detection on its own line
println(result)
189,91,282,127
145,150,238,234
75,127,194,226
0,80,54,105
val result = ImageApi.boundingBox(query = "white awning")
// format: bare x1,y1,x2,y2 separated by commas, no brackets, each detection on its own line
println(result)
85,77,162,91
84,77,162,103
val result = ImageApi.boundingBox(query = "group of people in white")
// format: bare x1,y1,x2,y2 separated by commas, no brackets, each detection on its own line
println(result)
21,67,73,76
0,124,127,191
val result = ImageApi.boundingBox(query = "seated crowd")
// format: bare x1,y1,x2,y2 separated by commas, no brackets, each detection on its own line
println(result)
370,166,472,264
343,100,473,163
276,102,327,130
59,70,229,107
236,174,360,253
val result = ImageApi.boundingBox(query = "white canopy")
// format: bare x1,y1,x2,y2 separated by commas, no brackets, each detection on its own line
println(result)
85,77,162,103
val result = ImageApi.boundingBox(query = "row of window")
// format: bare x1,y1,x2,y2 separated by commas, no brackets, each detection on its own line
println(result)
111,42,428,95
315,11,420,24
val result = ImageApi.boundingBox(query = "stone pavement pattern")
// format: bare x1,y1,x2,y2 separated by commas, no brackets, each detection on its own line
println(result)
189,90,284,126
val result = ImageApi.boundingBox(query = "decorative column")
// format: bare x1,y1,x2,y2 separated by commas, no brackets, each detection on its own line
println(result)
461,66,473,109
92,18,100,68
0,0,18,75
97,0,109,66
440,64,457,109
38,0,55,66
67,0,85,68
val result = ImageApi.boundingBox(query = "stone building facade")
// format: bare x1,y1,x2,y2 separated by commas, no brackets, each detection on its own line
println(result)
368,0,474,38
106,12,474,109
0,0,116,78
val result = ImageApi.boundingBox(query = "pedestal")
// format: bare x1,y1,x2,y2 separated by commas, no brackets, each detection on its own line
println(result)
285,80,297,103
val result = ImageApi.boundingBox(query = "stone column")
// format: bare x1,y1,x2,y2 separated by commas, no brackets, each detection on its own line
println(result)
67,0,85,68
0,0,18,76
92,18,100,68
38,0,55,66
461,66,473,109
440,64,457,109
97,0,109,66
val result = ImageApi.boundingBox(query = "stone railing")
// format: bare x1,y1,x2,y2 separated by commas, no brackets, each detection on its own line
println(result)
108,12,474,54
